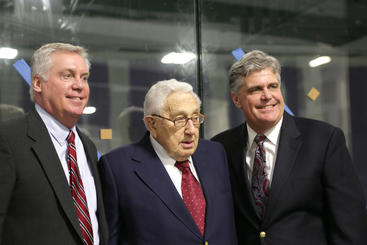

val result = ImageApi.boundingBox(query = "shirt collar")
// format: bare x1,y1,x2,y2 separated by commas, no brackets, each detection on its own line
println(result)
246,116,283,145
149,134,193,166
35,103,76,146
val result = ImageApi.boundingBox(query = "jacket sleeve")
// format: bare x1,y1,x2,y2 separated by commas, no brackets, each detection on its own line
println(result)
98,155,121,245
0,133,16,243
323,127,367,245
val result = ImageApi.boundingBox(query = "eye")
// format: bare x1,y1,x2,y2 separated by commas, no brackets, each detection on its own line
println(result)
81,75,89,82
175,116,186,123
191,114,200,123
248,87,261,93
269,83,279,89
62,72,72,79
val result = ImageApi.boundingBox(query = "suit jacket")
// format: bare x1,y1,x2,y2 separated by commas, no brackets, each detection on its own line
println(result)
99,132,237,245
0,107,108,245
212,113,367,245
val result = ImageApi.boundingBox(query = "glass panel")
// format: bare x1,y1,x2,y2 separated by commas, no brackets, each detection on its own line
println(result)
0,0,197,154
1,0,366,195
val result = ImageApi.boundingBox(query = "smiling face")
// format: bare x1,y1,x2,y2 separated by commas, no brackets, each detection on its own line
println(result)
33,51,90,128
232,67,284,134
145,91,200,161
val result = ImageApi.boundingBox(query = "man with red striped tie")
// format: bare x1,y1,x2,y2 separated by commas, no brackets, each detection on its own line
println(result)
0,43,108,245
99,79,238,245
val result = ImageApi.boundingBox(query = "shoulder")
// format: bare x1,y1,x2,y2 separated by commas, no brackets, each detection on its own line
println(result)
291,116,340,136
211,123,245,142
196,139,227,160
284,115,347,148
198,138,225,150
0,114,28,141
100,141,139,162
77,128,96,146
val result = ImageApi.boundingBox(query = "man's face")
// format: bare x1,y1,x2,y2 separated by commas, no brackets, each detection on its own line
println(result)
33,51,90,128
232,67,284,134
147,91,200,162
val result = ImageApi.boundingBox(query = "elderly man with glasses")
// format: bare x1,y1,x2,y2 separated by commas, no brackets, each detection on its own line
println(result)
99,79,237,245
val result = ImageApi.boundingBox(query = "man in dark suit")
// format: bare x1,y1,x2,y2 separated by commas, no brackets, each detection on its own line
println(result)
212,50,367,245
0,43,108,245
99,79,237,245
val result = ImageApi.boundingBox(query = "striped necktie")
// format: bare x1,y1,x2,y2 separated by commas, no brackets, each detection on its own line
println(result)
67,130,94,245
251,135,270,218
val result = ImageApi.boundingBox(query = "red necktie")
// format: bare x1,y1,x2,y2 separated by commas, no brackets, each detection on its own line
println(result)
251,135,270,218
175,160,206,236
67,130,94,245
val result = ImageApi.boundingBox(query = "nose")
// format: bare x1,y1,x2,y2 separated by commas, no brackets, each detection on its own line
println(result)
262,89,272,100
185,119,197,134
72,77,84,90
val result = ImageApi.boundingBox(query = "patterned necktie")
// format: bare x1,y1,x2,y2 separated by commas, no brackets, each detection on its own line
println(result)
67,130,94,245
251,135,270,218
175,160,206,236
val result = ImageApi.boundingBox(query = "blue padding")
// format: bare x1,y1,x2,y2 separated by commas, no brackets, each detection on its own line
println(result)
232,48,245,61
97,151,101,160
284,104,294,116
13,59,31,86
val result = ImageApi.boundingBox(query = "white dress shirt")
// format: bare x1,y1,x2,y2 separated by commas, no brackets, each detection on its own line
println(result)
35,104,100,245
149,134,201,198
245,117,283,187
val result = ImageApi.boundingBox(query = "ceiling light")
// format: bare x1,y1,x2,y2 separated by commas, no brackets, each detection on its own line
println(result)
0,47,18,59
309,56,331,68
161,52,196,64
83,106,96,114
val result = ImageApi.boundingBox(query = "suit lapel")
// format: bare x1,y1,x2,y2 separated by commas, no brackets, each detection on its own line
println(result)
190,142,211,234
263,114,302,223
228,124,260,224
192,140,233,237
230,125,249,192
27,109,83,240
78,129,109,244
132,133,202,238
78,128,97,169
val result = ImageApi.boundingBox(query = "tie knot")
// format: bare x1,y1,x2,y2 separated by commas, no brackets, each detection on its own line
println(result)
67,130,75,144
175,160,190,172
254,135,266,145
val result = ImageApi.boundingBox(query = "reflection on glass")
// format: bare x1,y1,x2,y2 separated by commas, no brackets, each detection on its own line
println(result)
161,52,196,64
308,56,331,68
0,47,18,59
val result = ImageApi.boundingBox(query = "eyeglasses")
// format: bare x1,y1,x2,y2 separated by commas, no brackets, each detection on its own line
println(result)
152,113,206,128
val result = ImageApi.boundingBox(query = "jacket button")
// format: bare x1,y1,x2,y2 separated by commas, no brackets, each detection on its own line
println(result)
260,231,266,238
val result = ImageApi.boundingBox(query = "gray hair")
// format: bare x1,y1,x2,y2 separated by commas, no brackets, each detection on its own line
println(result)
229,50,281,94
143,79,201,119
30,42,90,101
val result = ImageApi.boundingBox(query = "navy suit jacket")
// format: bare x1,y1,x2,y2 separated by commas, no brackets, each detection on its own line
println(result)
0,107,108,245
99,132,237,245
212,113,367,245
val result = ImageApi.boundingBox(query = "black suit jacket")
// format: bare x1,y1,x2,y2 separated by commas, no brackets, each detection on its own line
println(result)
212,113,367,245
0,107,108,245
99,132,237,245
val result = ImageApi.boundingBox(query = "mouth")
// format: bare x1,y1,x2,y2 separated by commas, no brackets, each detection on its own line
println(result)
256,103,277,110
66,96,83,101
181,140,194,148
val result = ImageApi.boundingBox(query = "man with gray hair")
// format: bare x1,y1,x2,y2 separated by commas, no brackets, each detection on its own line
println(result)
0,43,108,245
99,79,237,245
212,50,367,245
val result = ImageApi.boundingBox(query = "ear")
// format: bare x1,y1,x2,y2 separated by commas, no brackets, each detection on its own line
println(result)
144,116,157,137
231,92,241,108
32,75,42,94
